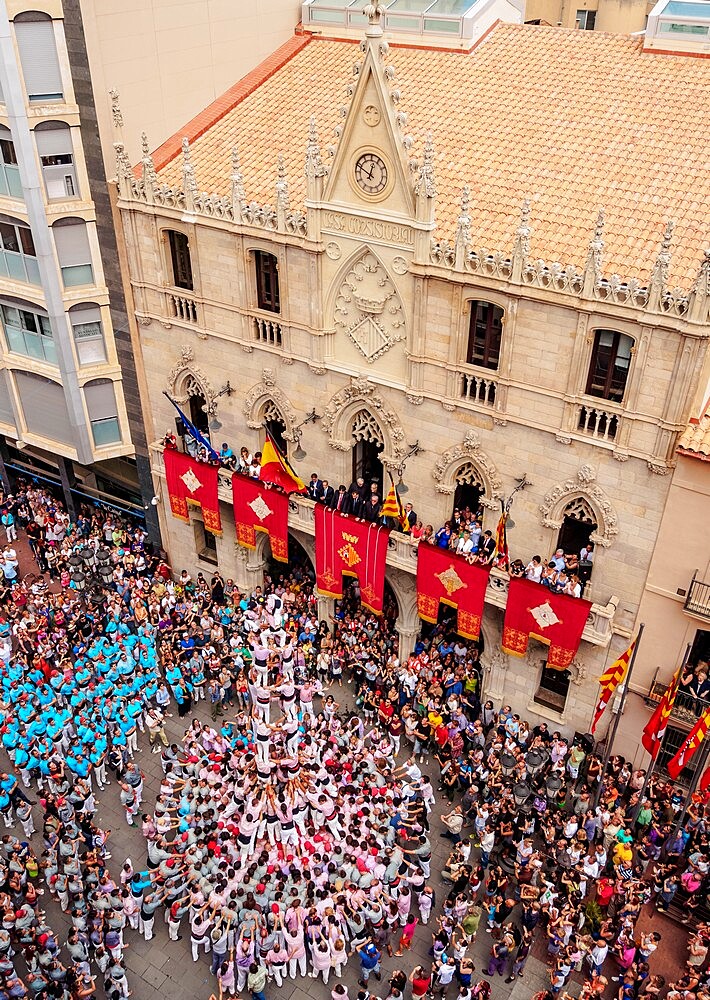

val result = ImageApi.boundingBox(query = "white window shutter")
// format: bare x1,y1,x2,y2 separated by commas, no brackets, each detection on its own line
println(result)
15,20,63,101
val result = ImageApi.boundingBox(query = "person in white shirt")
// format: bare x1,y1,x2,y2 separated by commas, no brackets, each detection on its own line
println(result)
525,556,543,582
456,530,474,556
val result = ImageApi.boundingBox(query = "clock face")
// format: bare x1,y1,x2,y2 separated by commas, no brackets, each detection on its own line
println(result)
354,153,388,195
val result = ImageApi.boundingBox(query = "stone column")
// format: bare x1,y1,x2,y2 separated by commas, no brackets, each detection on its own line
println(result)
396,621,420,662
316,590,334,624
234,545,266,594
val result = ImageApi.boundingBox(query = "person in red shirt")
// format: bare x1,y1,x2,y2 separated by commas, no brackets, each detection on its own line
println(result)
410,965,431,998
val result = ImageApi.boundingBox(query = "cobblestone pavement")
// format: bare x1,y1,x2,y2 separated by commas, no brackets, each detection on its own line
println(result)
2,533,688,1000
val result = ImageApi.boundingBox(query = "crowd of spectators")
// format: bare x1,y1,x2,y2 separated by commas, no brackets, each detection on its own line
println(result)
0,475,707,1000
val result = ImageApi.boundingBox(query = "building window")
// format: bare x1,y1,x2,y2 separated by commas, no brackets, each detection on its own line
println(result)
69,303,106,364
1,303,56,364
351,409,384,497
585,330,634,403
576,9,596,29
167,230,193,290
0,219,39,284
35,122,78,200
452,462,485,521
194,519,218,564
254,250,280,313
53,218,94,287
0,129,21,200
466,300,503,370
534,660,571,713
14,13,64,103
262,399,288,456
84,378,121,446
14,370,71,443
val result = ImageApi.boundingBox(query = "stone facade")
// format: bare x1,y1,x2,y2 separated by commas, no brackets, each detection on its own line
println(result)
114,11,710,738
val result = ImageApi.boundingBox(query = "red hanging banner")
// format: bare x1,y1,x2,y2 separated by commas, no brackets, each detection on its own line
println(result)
314,506,389,615
163,449,222,534
232,475,289,562
501,576,592,670
416,544,490,641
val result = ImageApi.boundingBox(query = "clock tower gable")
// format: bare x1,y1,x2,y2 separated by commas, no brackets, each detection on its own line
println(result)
321,13,416,221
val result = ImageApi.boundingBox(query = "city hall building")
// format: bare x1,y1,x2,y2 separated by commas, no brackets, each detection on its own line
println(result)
114,0,710,735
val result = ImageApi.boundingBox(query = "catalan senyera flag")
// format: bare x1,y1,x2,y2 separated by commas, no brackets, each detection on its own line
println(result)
667,705,710,779
381,478,408,532
590,638,636,734
642,661,683,759
259,433,306,495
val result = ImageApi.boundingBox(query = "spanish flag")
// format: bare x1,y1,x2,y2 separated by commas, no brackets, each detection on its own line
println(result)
259,433,306,494
381,475,408,531
642,660,683,760
590,638,636,734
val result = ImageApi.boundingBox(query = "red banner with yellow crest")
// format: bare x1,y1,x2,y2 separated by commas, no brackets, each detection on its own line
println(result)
416,544,491,640
314,506,389,615
163,449,222,534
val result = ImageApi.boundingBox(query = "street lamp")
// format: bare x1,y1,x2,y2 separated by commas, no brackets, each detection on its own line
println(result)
525,748,549,777
513,782,531,808
545,774,563,799
500,752,517,779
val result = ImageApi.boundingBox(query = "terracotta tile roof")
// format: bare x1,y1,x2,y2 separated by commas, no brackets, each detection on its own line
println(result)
678,409,710,461
153,24,710,288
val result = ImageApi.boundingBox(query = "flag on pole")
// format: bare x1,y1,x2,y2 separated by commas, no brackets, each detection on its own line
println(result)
381,474,408,531
259,433,306,494
163,391,220,462
494,500,509,568
667,705,710,779
590,638,636,733
642,661,683,759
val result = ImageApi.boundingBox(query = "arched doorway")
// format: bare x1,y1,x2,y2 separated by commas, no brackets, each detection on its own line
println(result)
187,388,209,435
556,497,597,580
351,409,384,496
452,461,485,521
262,399,288,456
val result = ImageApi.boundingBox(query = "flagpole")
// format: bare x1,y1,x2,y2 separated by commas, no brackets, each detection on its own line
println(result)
587,642,614,734
672,736,710,840
593,623,644,809
632,641,692,823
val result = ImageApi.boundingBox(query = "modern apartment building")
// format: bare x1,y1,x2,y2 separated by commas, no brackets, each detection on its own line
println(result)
0,0,301,537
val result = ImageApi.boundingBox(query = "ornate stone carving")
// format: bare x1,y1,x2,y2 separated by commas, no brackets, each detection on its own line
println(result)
647,461,673,476
651,220,675,292
321,378,407,460
554,434,571,444
539,466,618,547
431,430,503,509
413,133,436,199
167,348,216,410
405,392,424,406
109,88,123,128
568,658,587,687
308,364,327,376
243,369,297,438
442,402,456,412
325,242,342,261
305,117,327,180
333,250,405,363
583,207,605,294
391,256,408,275
135,314,152,327
493,417,507,427
512,198,532,260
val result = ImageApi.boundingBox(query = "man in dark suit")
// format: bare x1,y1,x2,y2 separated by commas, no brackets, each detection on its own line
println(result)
330,485,348,512
320,479,335,507
347,476,367,502
344,489,364,518
403,502,417,531
363,494,381,523
307,473,323,502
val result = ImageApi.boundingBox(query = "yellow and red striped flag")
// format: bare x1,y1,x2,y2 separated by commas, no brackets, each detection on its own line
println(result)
642,661,683,759
667,705,710,779
590,638,636,734
494,504,509,567
381,479,408,531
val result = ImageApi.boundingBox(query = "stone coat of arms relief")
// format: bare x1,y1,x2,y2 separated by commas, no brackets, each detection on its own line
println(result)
334,251,405,363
